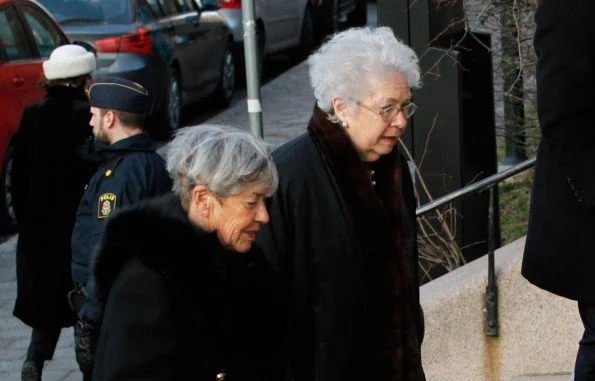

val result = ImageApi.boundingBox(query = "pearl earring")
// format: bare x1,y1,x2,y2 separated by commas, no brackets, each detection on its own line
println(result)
341,120,349,128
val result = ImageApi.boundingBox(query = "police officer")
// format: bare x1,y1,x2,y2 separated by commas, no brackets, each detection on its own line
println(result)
70,77,172,380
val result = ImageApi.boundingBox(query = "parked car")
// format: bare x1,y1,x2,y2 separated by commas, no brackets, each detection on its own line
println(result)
37,0,236,136
216,0,364,71
0,0,69,229
310,0,368,38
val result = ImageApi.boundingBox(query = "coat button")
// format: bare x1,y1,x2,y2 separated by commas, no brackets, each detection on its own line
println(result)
216,373,226,380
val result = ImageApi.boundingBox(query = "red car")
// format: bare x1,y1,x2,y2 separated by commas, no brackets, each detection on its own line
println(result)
0,0,69,229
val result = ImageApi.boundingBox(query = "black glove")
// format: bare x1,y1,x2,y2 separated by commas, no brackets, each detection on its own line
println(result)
74,318,97,375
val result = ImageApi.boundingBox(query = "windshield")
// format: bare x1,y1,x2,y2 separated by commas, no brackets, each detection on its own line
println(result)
38,0,132,24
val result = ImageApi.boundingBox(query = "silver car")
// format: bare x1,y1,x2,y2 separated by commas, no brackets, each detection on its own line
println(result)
212,0,362,70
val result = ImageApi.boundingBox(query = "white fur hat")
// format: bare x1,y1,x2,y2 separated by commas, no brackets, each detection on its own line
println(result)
43,44,96,80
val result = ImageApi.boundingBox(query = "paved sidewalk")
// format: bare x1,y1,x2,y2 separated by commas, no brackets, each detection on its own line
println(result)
0,60,314,381
203,60,314,149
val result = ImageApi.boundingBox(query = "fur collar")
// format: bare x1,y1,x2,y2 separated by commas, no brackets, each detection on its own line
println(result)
307,107,407,265
92,193,223,303
308,106,423,380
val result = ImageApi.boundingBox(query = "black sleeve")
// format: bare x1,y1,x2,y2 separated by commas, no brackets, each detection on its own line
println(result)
256,170,320,380
257,184,295,275
534,0,595,209
11,107,35,224
400,154,424,342
400,155,419,293
92,260,176,381
224,248,287,380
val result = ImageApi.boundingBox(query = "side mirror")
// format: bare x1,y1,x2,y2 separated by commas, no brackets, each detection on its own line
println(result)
72,40,97,56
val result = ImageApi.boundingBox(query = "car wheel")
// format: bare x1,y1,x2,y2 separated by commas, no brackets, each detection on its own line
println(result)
293,7,315,61
256,26,265,79
315,0,338,44
329,0,339,35
0,144,17,231
213,45,235,107
347,0,367,27
158,67,182,137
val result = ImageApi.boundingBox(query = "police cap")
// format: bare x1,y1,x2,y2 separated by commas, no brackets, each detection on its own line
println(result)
87,77,149,114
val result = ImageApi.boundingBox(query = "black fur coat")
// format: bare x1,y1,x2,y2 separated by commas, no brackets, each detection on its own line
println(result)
92,193,281,381
257,106,424,381
12,85,95,330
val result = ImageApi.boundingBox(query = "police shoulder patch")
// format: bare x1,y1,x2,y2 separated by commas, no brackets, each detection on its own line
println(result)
98,193,117,219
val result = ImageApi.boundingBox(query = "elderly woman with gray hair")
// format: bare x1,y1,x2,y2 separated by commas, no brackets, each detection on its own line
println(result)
257,27,425,380
89,125,280,381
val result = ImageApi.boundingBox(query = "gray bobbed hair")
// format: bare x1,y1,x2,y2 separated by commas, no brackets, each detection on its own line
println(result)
308,26,421,122
166,125,278,207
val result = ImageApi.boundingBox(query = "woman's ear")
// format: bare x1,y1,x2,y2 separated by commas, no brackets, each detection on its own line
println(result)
188,185,217,231
331,96,349,122
191,184,210,212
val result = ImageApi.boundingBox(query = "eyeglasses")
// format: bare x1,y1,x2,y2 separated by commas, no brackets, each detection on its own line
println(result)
357,101,418,121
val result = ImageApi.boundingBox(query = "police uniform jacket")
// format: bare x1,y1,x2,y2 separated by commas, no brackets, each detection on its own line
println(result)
92,194,281,381
256,106,425,381
522,0,595,303
12,86,95,330
71,131,172,284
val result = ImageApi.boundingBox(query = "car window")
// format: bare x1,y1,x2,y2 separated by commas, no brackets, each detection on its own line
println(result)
136,0,163,22
157,0,178,16
197,0,218,10
20,5,64,58
145,0,164,17
0,6,34,62
173,0,190,12
37,0,132,24
176,0,197,12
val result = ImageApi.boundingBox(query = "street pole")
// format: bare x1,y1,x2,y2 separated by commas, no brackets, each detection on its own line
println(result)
241,0,263,138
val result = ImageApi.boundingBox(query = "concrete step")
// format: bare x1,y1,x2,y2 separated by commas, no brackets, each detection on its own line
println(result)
512,374,572,381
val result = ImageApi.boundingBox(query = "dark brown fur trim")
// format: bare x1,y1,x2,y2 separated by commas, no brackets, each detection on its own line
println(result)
307,106,423,380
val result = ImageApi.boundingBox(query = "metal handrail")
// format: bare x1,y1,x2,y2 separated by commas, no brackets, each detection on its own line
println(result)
416,157,536,216
414,157,536,337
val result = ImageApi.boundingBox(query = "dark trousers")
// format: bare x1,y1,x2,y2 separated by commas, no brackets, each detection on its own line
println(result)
575,302,595,380
26,327,60,362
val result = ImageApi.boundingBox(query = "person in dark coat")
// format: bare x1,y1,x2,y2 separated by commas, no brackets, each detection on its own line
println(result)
69,77,172,380
11,44,97,381
91,125,280,381
256,27,425,381
522,1,595,379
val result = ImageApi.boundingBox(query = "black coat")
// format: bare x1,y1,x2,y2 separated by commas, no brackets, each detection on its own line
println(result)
12,86,95,330
256,107,424,381
522,0,595,303
92,194,281,381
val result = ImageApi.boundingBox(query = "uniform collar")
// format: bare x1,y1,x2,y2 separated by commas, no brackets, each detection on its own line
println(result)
94,131,156,158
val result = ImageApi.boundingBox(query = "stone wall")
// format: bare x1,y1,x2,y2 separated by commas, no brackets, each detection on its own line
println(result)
421,236,581,380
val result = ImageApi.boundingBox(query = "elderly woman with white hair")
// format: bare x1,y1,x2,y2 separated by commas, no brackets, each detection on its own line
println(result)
90,125,280,381
257,27,425,381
